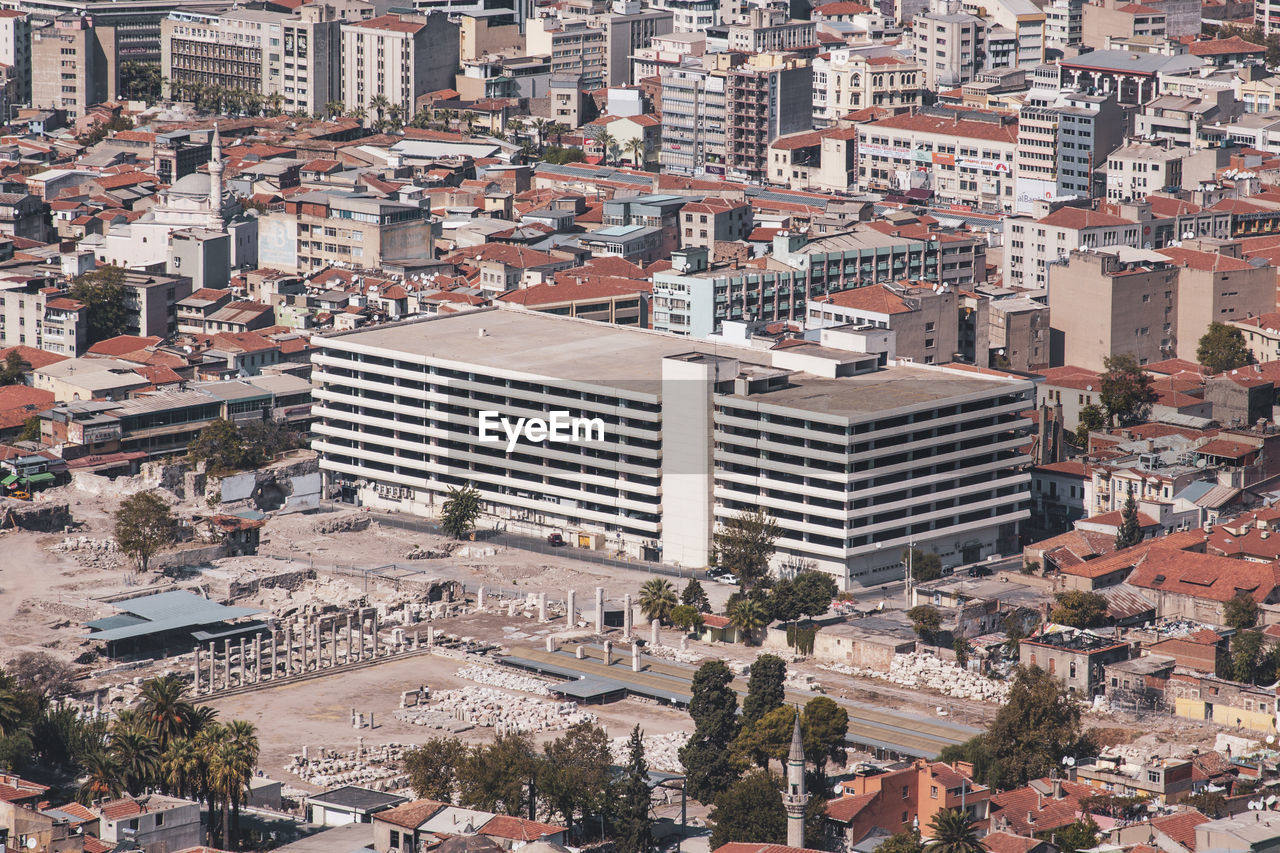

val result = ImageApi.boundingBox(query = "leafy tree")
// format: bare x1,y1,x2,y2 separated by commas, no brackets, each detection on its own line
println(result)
543,146,587,165
70,266,131,345
1114,495,1143,550
681,660,740,801
1232,629,1266,684
1050,591,1110,628
908,605,943,644
880,828,924,853
404,737,467,801
120,62,162,101
1100,354,1156,427
708,771,786,849
904,547,943,583
639,577,678,624
1197,322,1254,374
977,665,1094,789
614,725,651,853
670,604,705,634
731,705,795,769
926,809,983,853
715,508,781,588
1185,791,1228,818
0,350,23,385
1075,404,1106,446
18,416,39,443
540,721,612,833
188,418,251,472
137,674,195,750
801,696,848,770
1225,593,1261,630
114,491,177,572
792,570,838,619
441,483,483,539
729,597,770,645
239,418,298,460
458,732,539,816
953,637,971,668
1049,818,1100,853
742,654,787,727
682,578,711,613
6,652,74,699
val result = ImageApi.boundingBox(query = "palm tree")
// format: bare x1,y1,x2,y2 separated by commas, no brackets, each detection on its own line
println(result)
245,92,264,117
208,730,256,850
549,122,570,146
505,116,524,140
587,127,616,164
387,103,405,131
266,92,285,117
926,809,984,853
137,674,194,750
0,684,27,737
532,117,551,150
639,578,677,624
623,137,647,169
78,752,124,803
350,106,367,127
369,93,391,129
410,107,432,128
161,737,201,799
325,100,344,120
188,704,219,735
728,598,768,645
225,721,259,844
110,729,161,795
439,108,456,131
461,110,477,136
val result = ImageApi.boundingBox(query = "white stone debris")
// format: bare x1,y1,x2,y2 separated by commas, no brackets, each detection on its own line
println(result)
819,652,1010,703
456,665,555,696
287,742,411,791
394,685,597,733
609,731,690,773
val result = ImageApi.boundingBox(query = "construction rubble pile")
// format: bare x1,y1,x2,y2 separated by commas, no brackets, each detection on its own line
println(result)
456,665,555,695
820,652,1011,703
395,685,597,733
287,742,410,790
51,536,123,569
609,730,689,773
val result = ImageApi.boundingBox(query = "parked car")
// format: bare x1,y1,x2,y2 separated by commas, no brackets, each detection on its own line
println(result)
547,532,565,546
714,573,739,585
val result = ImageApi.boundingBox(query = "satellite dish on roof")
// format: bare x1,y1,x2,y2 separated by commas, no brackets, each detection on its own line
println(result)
1196,458,1207,468
26,837,37,849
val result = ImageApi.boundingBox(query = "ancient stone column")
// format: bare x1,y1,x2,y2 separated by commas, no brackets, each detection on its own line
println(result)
604,640,612,665
253,634,262,683
372,613,380,657
595,587,605,633
632,643,641,672
301,619,310,671
624,594,633,638
313,622,321,669
427,625,436,647
223,639,231,689
345,613,353,664
238,637,246,686
193,646,201,694
546,636,556,652
576,644,585,659
271,632,279,680
650,619,660,647
567,589,577,627
538,592,547,622
331,620,339,666
285,624,294,673
208,642,215,688
477,586,486,610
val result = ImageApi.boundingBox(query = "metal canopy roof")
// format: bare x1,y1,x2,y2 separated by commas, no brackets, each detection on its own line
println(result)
86,590,264,643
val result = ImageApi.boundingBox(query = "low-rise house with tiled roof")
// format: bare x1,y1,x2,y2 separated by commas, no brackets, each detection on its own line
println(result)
1122,542,1280,623
988,778,1097,836
806,282,959,365
1077,756,1196,805
1109,810,1210,852
89,795,203,853
824,759,990,849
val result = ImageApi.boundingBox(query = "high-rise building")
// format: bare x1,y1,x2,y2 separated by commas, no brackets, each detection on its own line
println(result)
912,0,982,89
339,13,459,117
659,54,731,177
725,52,812,184
0,10,31,106
162,6,344,116
812,47,920,126
525,16,608,89
31,15,108,119
601,1,672,85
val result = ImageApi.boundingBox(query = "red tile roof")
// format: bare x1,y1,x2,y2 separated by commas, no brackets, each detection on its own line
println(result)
989,779,1094,835
479,815,565,841
87,335,162,357
1038,207,1135,229
98,799,143,822
824,791,878,823
376,799,448,829
1148,810,1210,849
864,111,1018,144
1156,247,1257,271
0,385,55,430
1126,545,1280,603
1189,36,1266,55
984,833,1043,853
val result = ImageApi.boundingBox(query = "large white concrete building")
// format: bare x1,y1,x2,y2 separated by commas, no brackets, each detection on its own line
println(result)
312,308,1033,587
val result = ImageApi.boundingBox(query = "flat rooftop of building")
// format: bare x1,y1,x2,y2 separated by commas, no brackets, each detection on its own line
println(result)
320,308,1029,409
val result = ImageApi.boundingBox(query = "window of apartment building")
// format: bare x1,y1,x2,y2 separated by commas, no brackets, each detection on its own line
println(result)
931,786,938,798
902,785,909,799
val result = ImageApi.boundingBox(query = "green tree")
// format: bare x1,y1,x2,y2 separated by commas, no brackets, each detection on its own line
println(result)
1075,404,1106,446
1114,494,1143,550
69,266,131,345
670,604,705,634
614,725,651,853
880,828,924,853
729,597,770,645
708,771,786,849
110,728,161,795
953,637,971,668
908,605,943,644
458,732,540,816
1225,592,1261,630
731,705,795,769
120,61,162,101
1232,629,1266,684
1100,354,1156,427
18,416,39,443
1184,791,1228,818
978,665,1093,789
441,484,483,539
188,418,252,472
6,651,75,699
543,146,587,165
926,809,983,853
1197,322,1254,374
715,508,781,588
114,491,177,573
137,674,195,751
791,570,838,619
1050,591,1110,628
78,751,124,803
403,737,466,801
682,578,711,612
639,577,678,624
1050,818,1100,853
0,350,23,385
801,696,848,770
680,660,740,802
540,721,612,833
904,547,943,583
742,654,787,727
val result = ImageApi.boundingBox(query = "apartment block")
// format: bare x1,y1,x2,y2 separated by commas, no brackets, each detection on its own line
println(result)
678,198,753,250
31,15,108,119
526,17,607,89
0,11,30,105
725,53,813,184
162,6,344,117
340,13,459,116
856,107,1018,214
912,0,982,90
727,7,815,53
311,307,1033,587
805,282,961,365
603,3,672,86
659,55,730,177
812,48,920,126
258,191,435,276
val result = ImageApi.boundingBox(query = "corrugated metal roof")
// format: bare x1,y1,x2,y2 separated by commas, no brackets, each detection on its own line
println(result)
86,590,263,642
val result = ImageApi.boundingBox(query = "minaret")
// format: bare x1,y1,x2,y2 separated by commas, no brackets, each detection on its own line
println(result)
208,123,225,230
784,710,809,848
